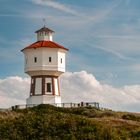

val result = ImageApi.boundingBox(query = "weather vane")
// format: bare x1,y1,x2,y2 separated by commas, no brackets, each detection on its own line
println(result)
42,18,46,27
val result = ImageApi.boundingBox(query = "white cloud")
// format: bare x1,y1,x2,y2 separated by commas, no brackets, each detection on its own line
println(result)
88,43,130,60
0,71,139,112
0,76,30,108
31,0,79,16
60,71,140,112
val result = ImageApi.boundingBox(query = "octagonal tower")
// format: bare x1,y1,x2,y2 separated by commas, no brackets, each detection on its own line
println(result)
21,26,68,106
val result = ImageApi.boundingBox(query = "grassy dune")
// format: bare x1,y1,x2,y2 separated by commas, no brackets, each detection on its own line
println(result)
0,104,139,140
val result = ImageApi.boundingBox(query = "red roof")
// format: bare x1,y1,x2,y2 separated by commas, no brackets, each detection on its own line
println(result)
21,41,68,51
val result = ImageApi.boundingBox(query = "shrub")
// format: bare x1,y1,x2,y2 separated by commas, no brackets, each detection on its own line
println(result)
122,114,140,122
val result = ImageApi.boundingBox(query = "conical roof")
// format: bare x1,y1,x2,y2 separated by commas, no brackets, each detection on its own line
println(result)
21,41,68,51
35,27,54,33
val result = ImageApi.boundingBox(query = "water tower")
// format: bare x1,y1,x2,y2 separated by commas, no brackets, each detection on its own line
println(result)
21,26,68,106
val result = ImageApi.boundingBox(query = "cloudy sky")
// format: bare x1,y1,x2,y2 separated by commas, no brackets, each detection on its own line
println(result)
0,0,140,112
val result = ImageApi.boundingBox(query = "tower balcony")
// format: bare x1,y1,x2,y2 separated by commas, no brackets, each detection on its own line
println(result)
25,67,65,76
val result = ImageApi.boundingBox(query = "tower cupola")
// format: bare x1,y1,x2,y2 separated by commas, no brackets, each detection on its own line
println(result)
35,26,54,41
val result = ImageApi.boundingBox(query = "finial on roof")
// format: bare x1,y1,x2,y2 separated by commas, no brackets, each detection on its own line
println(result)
35,19,55,34
42,18,46,27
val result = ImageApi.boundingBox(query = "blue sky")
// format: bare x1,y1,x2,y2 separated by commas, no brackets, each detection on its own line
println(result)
0,0,140,111
1,0,140,87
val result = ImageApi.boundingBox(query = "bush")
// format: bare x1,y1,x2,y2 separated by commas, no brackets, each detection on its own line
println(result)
122,114,140,122
131,129,140,138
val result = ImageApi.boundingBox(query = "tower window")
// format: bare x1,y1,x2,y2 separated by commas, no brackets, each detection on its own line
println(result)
46,83,51,92
61,58,62,63
34,57,37,63
49,57,52,62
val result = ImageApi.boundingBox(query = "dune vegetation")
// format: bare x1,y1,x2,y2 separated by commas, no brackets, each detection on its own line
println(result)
0,104,140,140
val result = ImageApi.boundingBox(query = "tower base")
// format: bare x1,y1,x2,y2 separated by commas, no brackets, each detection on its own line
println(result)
26,95,61,107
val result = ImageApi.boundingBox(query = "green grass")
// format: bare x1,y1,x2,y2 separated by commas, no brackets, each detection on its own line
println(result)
0,104,139,140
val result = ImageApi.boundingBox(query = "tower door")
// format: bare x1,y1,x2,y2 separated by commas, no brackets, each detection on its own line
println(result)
47,83,51,92
45,78,52,94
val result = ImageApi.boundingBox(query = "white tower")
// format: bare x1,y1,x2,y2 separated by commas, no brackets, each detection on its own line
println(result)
21,26,68,106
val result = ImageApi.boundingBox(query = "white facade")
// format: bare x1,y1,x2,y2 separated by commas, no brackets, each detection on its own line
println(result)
30,76,60,95
23,48,66,76
35,78,42,95
54,78,59,95
26,95,61,107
